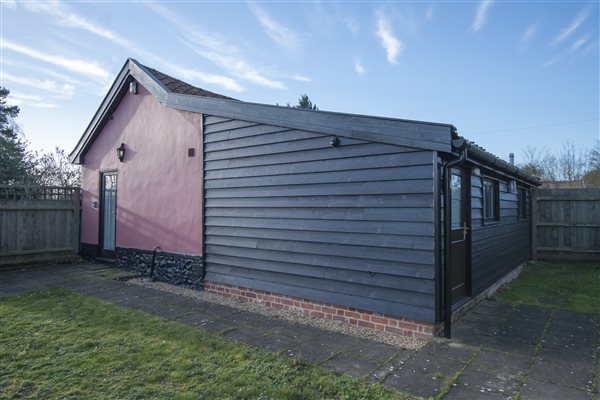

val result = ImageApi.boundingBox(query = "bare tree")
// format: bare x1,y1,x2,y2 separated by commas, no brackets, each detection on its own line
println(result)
557,142,588,181
584,141,600,187
34,147,81,187
520,141,590,182
521,146,557,181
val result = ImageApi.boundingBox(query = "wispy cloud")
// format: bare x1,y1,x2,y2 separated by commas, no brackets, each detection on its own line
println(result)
24,1,130,48
542,56,561,69
7,91,58,109
189,47,285,89
570,33,590,51
248,2,301,52
426,4,435,21
470,0,494,32
163,62,243,93
292,74,311,82
519,22,540,51
375,13,403,64
148,2,284,90
354,59,365,74
1,39,109,80
344,17,359,35
550,8,590,46
24,1,243,93
2,72,75,98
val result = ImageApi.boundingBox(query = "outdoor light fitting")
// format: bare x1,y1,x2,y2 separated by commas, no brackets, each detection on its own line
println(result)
329,136,339,147
116,143,126,162
129,81,137,94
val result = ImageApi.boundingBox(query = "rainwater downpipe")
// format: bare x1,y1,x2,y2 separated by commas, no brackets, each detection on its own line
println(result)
144,246,161,283
442,146,468,338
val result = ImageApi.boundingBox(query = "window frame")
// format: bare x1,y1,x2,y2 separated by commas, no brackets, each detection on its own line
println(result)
482,177,500,224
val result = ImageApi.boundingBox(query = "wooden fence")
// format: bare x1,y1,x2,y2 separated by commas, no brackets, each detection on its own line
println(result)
0,185,80,267
533,188,600,262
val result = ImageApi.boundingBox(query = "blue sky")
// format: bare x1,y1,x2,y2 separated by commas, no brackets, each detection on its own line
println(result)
1,1,598,164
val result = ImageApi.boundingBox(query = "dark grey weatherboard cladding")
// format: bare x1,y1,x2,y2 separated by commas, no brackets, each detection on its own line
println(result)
203,115,437,323
470,175,530,295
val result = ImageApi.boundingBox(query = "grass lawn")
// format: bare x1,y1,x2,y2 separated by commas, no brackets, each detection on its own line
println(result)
0,288,407,400
496,261,600,314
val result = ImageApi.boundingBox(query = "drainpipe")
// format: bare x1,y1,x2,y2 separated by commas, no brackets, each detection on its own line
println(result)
145,246,161,282
442,139,468,338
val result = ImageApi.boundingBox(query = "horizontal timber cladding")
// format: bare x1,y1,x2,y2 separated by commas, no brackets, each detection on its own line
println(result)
470,174,531,296
203,115,437,323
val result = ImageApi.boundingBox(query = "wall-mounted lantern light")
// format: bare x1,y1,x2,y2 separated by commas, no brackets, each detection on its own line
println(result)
116,143,126,162
329,136,339,147
129,81,137,94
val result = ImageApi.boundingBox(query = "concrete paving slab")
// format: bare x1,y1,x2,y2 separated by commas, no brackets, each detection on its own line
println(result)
251,334,302,353
424,340,480,362
520,378,592,400
225,310,271,326
528,359,594,392
198,318,237,334
348,339,402,363
485,336,538,356
175,311,213,326
406,350,465,379
285,340,343,364
383,367,447,399
457,364,522,397
322,352,382,378
470,349,530,374
256,318,324,341
223,325,269,344
442,385,506,400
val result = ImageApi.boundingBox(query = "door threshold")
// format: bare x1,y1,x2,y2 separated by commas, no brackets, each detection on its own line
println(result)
451,296,471,312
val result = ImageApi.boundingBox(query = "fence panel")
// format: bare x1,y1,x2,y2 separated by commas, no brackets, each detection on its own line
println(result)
0,185,80,267
533,188,600,262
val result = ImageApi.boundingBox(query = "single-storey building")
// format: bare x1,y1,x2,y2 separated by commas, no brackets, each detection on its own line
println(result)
70,59,540,338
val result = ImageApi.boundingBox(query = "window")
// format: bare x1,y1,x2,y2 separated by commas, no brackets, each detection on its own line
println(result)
483,178,499,222
518,188,527,219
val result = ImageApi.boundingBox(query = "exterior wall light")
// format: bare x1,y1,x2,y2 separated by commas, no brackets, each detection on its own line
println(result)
129,81,137,94
116,143,126,162
329,136,339,147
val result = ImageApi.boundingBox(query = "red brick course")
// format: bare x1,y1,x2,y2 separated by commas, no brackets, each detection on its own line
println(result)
203,281,434,339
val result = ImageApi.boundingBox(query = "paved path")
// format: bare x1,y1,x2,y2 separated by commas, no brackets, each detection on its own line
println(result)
1,263,597,399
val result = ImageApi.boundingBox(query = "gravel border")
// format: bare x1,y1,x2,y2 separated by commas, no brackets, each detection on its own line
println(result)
128,278,427,350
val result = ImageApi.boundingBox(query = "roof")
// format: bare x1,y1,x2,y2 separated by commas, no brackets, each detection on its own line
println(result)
69,58,456,165
69,58,540,186
144,66,237,100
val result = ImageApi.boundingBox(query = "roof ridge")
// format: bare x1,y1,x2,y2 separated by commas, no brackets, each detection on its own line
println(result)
142,64,238,101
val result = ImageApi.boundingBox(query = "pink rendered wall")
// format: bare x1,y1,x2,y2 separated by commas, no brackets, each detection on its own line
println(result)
80,84,203,255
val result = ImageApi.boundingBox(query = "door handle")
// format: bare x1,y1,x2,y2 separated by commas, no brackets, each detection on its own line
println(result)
462,222,469,241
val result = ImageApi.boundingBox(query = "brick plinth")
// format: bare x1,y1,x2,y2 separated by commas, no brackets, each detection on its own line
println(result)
204,281,434,339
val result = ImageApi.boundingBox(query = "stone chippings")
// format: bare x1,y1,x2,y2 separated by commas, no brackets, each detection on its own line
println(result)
128,278,427,350
116,248,202,288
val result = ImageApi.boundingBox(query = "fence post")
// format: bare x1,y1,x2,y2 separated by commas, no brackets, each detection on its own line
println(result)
531,189,538,261
73,188,81,254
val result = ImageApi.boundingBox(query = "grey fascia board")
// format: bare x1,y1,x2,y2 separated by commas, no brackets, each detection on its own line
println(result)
69,58,169,164
466,145,541,186
166,93,453,152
